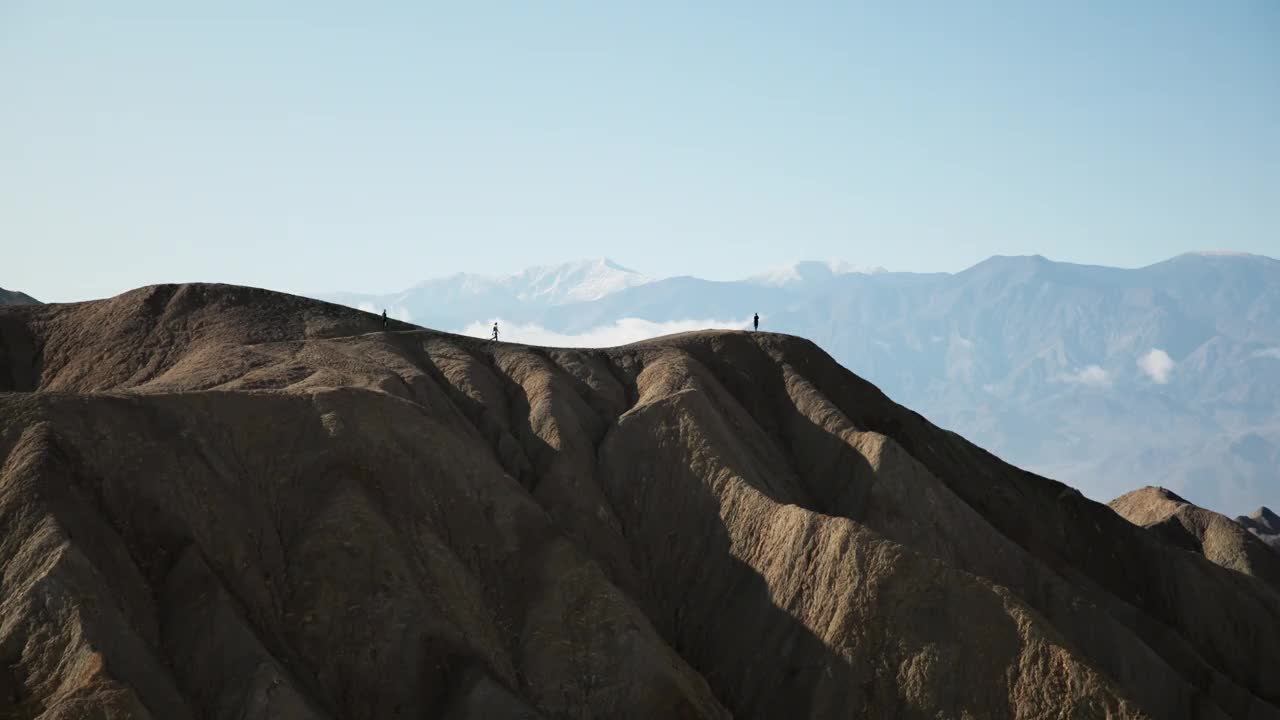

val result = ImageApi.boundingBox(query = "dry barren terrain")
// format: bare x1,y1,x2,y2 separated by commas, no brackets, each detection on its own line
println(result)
0,283,1277,719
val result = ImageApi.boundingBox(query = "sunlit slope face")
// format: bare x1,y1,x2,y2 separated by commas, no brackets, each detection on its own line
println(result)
1110,486,1280,591
0,282,1277,719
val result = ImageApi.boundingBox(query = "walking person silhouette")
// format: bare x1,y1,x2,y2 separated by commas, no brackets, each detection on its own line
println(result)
753,313,759,331
491,322,499,342
382,309,388,329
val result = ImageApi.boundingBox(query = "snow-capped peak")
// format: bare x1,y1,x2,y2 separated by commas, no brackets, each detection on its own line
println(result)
406,258,651,305
509,258,651,304
747,260,887,287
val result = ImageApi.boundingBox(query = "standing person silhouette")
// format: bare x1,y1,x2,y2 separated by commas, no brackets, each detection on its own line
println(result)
753,313,759,331
382,309,388,329
491,322,499,342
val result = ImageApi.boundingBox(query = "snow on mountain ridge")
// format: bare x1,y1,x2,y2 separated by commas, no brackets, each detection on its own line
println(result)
747,259,888,287
509,257,651,304
404,257,651,305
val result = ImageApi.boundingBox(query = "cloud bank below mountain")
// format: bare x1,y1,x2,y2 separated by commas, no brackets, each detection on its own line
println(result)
460,317,752,347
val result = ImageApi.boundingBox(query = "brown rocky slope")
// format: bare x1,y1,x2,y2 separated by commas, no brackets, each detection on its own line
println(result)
1109,487,1280,593
0,283,1277,719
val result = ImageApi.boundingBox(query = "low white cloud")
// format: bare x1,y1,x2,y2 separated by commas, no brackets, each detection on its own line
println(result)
1137,349,1174,384
1061,365,1111,387
1253,347,1280,360
460,317,751,347
357,302,377,314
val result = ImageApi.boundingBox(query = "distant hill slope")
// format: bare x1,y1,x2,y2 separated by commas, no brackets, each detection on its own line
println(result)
0,286,39,305
1,283,1278,718
1237,507,1280,552
321,252,1280,515
1110,487,1280,591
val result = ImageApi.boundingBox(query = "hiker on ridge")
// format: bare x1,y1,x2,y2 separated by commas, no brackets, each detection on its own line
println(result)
753,313,759,331
382,309,388,329
491,322,499,342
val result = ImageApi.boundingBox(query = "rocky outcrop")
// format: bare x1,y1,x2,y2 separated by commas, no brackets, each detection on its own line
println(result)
0,283,1277,719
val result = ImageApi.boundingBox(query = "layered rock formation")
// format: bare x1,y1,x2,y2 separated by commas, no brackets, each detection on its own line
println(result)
1,283,1277,719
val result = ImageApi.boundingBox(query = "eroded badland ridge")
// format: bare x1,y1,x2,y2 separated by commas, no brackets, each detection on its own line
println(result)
1110,487,1280,592
0,283,1277,719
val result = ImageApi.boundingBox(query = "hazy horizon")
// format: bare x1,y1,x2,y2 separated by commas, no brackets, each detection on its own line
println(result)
8,248,1280,304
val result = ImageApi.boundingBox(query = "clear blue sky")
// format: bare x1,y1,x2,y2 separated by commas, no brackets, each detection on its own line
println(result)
3,1,1277,301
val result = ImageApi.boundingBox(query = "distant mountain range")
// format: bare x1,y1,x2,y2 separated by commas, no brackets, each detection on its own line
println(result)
317,251,1280,515
746,259,888,288
323,258,652,329
0,287,39,306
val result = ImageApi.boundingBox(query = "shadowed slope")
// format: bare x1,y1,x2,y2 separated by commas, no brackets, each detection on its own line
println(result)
0,288,38,306
0,283,1277,719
